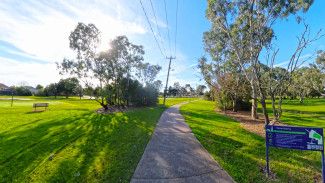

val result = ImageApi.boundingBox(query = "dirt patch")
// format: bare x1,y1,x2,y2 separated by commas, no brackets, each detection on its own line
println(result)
217,110,285,137
96,106,134,114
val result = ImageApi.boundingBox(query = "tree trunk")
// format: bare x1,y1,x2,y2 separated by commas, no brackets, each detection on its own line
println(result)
278,97,283,119
251,85,258,119
271,94,278,121
300,95,304,103
101,103,108,110
260,96,270,125
251,97,258,119
232,99,237,112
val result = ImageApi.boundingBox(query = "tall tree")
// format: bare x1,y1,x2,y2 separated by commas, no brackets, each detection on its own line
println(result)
57,78,80,98
316,50,325,72
196,85,207,96
97,36,145,107
58,22,160,109
137,63,162,85
45,83,58,98
205,0,315,124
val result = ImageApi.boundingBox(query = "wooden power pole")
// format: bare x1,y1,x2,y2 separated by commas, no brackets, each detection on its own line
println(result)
163,56,176,105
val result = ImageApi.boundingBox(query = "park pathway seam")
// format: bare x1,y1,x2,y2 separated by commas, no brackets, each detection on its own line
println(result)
131,103,235,183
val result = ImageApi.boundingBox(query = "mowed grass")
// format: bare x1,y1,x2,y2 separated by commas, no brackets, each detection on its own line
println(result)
265,99,325,127
158,97,197,107
180,100,322,183
0,97,168,182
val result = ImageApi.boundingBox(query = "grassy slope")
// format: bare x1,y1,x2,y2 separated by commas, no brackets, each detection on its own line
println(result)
0,97,166,182
180,100,322,183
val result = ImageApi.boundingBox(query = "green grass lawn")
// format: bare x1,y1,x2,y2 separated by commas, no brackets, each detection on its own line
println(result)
0,97,166,182
265,99,325,127
180,100,322,183
158,97,197,107
0,96,192,182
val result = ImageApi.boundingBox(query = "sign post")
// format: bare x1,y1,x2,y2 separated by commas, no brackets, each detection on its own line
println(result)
265,125,324,182
322,150,325,183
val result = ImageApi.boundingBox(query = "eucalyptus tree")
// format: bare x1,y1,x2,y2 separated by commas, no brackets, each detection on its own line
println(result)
58,22,100,82
266,65,289,121
137,63,162,85
196,85,207,96
58,23,161,109
58,22,115,107
205,0,314,124
316,50,325,73
101,35,145,106
316,50,325,94
264,23,323,121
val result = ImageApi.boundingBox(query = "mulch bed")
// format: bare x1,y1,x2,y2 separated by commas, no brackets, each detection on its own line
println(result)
217,110,285,137
96,106,133,114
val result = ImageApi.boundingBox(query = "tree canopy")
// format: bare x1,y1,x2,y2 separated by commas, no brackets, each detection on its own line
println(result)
58,22,162,109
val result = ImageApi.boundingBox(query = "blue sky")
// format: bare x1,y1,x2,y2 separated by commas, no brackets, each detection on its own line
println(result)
0,0,324,88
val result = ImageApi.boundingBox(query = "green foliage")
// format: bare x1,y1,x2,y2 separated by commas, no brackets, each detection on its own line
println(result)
203,0,315,123
196,85,207,95
289,66,324,102
12,86,32,96
58,23,161,109
57,77,81,98
44,83,59,98
167,82,198,97
316,50,325,72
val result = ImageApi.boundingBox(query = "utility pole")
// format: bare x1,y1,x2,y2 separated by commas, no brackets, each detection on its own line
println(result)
163,56,176,105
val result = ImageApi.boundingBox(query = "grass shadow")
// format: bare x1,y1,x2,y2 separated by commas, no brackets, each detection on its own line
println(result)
0,106,164,182
181,101,322,183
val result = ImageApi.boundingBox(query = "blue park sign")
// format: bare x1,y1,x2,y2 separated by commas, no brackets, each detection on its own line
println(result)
266,125,324,151
265,125,324,182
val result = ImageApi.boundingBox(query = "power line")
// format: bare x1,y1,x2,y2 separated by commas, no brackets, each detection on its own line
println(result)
149,0,167,55
163,0,172,56
174,0,179,56
139,0,166,57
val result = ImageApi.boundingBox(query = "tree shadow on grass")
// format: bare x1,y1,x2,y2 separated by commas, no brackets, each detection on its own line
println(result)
278,99,325,107
0,112,93,182
183,108,322,183
0,107,164,183
282,109,325,115
45,108,163,183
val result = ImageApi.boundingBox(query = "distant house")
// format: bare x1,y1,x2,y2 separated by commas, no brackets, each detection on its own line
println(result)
0,83,11,95
0,83,8,90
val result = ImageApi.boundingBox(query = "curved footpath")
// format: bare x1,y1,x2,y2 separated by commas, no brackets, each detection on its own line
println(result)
131,103,234,183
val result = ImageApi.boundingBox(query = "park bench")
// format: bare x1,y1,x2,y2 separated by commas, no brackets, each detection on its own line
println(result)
33,103,49,111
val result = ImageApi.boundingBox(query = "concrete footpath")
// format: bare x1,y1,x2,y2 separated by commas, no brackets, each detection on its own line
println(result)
131,104,234,183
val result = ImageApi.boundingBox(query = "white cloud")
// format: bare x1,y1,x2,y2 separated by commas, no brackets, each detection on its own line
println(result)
0,0,196,88
0,57,62,87
0,0,147,61
0,0,148,86
274,53,314,68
